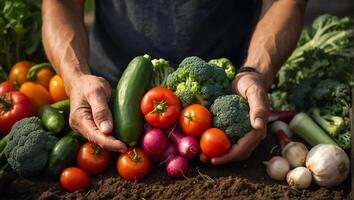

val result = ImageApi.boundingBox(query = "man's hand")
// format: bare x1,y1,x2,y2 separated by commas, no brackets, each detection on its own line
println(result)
200,72,269,164
68,74,127,152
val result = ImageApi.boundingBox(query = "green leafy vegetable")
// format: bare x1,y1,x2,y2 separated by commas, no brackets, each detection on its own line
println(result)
208,58,236,81
0,0,43,71
4,117,58,177
151,58,174,87
209,94,251,138
166,56,230,107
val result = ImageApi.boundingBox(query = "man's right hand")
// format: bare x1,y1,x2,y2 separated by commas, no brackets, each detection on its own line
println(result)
68,74,127,152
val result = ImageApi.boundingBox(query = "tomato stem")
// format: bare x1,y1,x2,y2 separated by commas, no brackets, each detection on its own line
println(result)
92,145,101,156
151,100,167,114
0,94,12,113
130,148,141,163
184,112,194,122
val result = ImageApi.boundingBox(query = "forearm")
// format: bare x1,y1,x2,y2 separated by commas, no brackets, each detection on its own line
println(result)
243,0,306,89
42,0,89,94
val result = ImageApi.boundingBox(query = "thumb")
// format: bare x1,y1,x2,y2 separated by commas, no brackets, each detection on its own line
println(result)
246,87,269,130
88,92,113,135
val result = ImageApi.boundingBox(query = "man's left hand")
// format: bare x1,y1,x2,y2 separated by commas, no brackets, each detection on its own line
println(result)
200,72,269,164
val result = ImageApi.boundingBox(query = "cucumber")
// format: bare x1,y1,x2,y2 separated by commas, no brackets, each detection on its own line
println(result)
0,134,9,153
46,134,81,177
51,99,70,115
113,55,153,146
39,105,65,134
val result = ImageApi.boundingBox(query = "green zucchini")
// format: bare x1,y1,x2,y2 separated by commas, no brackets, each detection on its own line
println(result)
39,105,65,134
46,134,81,177
113,55,153,146
51,99,70,115
0,134,9,153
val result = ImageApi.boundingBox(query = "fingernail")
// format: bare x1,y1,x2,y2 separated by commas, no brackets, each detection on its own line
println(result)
100,121,111,133
254,118,264,129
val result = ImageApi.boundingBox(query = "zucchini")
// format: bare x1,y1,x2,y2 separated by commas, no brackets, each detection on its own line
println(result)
46,134,81,177
39,105,65,134
51,99,70,115
113,55,153,146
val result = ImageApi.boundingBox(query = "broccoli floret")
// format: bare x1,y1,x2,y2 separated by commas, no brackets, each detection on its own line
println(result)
334,131,351,150
311,79,351,103
4,117,58,177
208,58,236,80
209,95,251,138
151,58,175,87
291,79,319,110
309,108,345,138
268,90,294,110
166,56,230,107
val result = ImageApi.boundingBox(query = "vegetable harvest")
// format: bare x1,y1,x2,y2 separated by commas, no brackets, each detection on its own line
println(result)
0,12,352,192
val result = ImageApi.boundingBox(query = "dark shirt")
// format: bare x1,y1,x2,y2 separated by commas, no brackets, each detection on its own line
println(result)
89,0,261,85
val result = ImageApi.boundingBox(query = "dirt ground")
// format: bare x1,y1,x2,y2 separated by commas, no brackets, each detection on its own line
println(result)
0,130,350,200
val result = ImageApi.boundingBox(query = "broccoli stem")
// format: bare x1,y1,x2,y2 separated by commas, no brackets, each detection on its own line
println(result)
310,108,345,137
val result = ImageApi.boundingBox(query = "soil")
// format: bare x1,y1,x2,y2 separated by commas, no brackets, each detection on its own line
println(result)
0,132,351,200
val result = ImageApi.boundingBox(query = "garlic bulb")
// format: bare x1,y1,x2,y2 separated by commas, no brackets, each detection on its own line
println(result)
264,156,290,181
282,142,308,168
286,167,312,189
306,144,349,187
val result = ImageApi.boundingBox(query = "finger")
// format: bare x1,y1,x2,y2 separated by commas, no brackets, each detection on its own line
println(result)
87,90,113,135
211,130,263,165
70,108,127,152
246,87,269,130
199,153,210,163
81,117,127,152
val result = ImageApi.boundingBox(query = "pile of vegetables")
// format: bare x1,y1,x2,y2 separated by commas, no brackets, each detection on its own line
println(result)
265,120,349,189
112,55,248,182
269,14,352,150
0,13,351,193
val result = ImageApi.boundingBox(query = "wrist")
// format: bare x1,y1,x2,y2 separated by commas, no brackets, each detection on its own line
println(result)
60,64,91,95
237,64,273,90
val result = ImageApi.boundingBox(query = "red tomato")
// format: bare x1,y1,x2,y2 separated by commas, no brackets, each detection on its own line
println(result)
77,142,110,175
117,148,150,181
0,91,36,134
0,81,16,95
179,104,211,137
200,128,231,158
60,167,89,192
141,87,181,128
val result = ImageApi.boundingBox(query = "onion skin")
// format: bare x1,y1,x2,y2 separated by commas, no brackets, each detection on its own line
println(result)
286,167,312,189
264,156,290,181
282,142,308,168
306,144,349,187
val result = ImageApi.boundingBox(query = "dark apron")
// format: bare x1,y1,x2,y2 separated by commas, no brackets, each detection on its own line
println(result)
89,0,261,85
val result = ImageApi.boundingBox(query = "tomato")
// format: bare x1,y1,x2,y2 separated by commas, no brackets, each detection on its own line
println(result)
77,142,110,175
33,67,55,89
200,128,231,158
60,167,89,192
117,148,150,181
0,81,16,95
19,82,52,111
0,91,36,134
178,104,211,137
49,75,68,102
141,87,181,128
8,61,35,85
